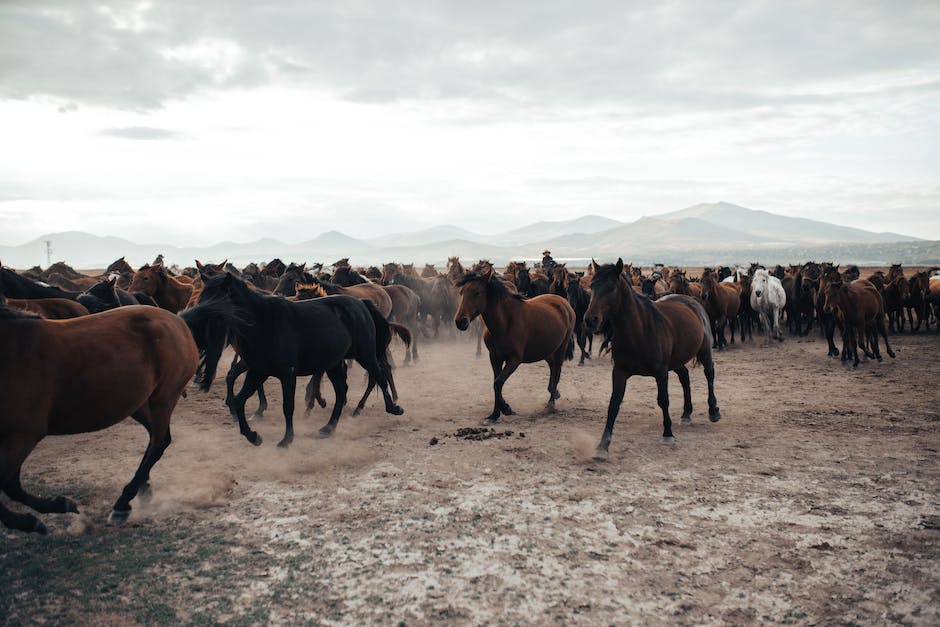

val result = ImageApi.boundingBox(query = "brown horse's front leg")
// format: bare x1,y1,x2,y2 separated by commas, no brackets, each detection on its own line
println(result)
485,358,520,424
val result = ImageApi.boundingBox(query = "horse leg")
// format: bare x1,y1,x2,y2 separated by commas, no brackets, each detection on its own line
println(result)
110,404,174,524
232,370,266,445
475,320,483,358
0,434,51,533
674,365,693,424
276,374,297,448
304,373,326,414
545,356,562,411
577,324,590,365
825,315,839,356
252,383,268,420
318,363,348,437
3,467,79,514
353,376,377,416
486,358,521,424
656,373,676,443
878,314,896,359
594,368,628,461
224,355,248,418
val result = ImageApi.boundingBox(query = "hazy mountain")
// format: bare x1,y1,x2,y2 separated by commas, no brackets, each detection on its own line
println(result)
0,203,930,269
656,202,921,244
367,224,483,247
493,215,625,246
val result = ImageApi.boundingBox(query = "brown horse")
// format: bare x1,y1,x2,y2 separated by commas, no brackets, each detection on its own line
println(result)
584,259,720,460
421,264,439,278
883,275,910,333
129,263,195,312
906,271,930,332
0,295,88,319
0,303,198,533
455,265,575,423
701,270,741,349
823,277,895,367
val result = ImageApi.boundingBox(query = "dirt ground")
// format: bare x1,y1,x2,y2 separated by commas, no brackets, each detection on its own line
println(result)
2,323,940,625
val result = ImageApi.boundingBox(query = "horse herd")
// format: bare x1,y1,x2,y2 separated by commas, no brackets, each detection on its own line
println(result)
1,255,938,534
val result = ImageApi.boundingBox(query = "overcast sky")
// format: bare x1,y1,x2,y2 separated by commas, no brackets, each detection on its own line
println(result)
1,0,938,246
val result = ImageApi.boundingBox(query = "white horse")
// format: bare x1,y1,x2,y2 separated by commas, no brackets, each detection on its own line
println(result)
750,268,787,343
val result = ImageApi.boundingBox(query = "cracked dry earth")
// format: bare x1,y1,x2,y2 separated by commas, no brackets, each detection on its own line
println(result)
3,329,939,625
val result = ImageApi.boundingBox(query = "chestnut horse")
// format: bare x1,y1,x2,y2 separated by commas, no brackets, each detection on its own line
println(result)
823,277,895,367
129,263,194,312
584,259,720,460
0,303,198,533
455,265,575,423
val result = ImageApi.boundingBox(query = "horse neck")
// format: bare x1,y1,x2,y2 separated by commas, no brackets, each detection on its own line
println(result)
481,293,520,336
612,281,655,341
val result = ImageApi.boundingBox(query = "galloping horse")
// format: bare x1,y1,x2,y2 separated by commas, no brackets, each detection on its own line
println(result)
584,260,720,460
181,274,403,446
750,269,787,343
455,265,575,423
0,303,198,533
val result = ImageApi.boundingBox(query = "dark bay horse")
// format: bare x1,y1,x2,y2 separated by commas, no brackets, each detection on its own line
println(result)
78,277,156,313
823,277,895,367
0,303,198,533
181,274,403,446
701,270,740,349
455,266,575,423
550,266,592,365
0,291,88,319
584,259,720,460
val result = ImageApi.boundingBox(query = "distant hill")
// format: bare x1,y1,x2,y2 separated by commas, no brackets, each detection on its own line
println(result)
656,202,920,244
0,203,931,268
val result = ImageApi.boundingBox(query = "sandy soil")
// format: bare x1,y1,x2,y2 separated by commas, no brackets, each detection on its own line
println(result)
3,325,940,624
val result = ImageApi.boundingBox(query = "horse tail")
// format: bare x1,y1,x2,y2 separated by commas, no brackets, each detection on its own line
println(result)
362,299,394,376
688,297,713,367
179,299,251,391
389,322,412,348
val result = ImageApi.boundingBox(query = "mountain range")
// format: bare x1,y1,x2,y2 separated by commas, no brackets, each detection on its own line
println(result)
1,202,934,269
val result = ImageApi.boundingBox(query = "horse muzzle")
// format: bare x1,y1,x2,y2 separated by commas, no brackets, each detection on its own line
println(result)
455,317,470,331
754,290,762,298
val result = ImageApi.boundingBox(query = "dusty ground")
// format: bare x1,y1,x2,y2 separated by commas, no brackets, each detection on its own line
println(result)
2,325,939,625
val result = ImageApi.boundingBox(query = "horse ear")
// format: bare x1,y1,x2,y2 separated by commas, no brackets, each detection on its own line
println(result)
616,258,624,274
590,259,599,273
299,262,306,272
221,259,228,268
196,260,204,269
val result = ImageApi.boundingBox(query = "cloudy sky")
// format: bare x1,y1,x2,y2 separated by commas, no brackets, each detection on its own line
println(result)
1,0,938,246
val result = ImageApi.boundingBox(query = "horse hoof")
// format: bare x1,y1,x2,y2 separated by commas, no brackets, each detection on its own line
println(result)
592,448,609,462
352,408,362,417
55,496,80,513
709,409,721,423
317,398,327,408
109,509,130,525
500,404,514,416
662,436,676,444
32,518,49,535
277,438,292,449
317,426,335,438
483,416,500,425
386,405,404,416
680,417,692,425
251,432,263,446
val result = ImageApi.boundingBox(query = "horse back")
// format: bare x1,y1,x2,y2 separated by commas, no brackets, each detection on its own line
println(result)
0,307,198,437
655,296,710,367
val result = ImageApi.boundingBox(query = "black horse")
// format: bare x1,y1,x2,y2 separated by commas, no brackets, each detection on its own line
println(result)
78,278,157,313
0,265,78,300
181,273,403,447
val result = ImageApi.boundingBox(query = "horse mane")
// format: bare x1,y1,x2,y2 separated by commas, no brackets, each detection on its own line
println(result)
295,282,330,299
455,270,524,301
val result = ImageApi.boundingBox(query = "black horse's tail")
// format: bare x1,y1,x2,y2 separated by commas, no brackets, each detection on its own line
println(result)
362,299,394,376
179,299,250,391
